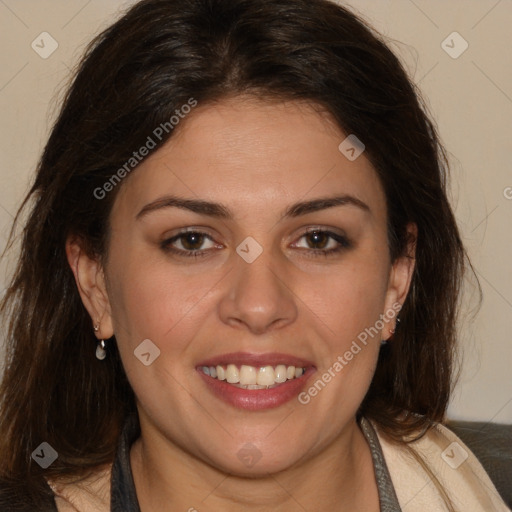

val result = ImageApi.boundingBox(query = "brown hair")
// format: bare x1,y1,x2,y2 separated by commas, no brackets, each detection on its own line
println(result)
0,0,478,504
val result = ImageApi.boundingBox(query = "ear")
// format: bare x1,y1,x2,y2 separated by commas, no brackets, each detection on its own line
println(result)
65,236,114,340
382,222,417,339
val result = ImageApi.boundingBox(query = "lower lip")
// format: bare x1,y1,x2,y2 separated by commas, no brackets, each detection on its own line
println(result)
197,368,315,411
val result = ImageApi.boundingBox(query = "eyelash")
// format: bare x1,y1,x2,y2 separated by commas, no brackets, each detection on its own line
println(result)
160,228,351,259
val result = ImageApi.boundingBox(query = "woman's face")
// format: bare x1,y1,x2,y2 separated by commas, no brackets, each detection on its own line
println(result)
75,96,414,475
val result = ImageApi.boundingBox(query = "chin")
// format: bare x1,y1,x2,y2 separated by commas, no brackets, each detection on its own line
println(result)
203,443,304,477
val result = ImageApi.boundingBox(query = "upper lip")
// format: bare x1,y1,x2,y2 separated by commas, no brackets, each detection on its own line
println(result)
196,352,315,369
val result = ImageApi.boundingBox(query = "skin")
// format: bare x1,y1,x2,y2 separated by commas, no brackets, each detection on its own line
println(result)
67,96,416,512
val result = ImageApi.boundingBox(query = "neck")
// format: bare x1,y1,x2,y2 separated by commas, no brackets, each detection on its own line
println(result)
130,416,380,512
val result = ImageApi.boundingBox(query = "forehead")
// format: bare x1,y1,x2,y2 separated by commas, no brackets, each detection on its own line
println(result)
112,96,386,223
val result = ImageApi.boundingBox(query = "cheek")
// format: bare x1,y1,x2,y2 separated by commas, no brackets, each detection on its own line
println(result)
298,257,389,340
104,260,217,415
106,250,223,356
295,252,388,409
299,271,384,417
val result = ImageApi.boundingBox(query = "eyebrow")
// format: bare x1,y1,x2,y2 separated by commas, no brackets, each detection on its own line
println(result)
136,194,370,221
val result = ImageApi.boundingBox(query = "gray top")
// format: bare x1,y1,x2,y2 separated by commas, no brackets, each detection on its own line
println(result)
360,417,402,511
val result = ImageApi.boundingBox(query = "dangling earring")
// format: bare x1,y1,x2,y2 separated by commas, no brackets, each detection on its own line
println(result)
94,324,107,360
96,339,107,360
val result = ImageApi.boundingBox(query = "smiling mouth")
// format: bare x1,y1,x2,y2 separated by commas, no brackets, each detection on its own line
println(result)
200,363,306,389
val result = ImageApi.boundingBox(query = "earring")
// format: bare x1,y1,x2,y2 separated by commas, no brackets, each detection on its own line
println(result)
389,316,401,335
93,324,107,360
381,317,400,345
96,339,107,360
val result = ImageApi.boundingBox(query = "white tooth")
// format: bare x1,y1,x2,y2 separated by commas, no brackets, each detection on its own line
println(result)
287,366,296,379
226,364,240,384
239,365,257,385
257,366,275,386
295,367,303,378
202,366,210,376
209,366,217,378
274,364,287,383
216,365,225,380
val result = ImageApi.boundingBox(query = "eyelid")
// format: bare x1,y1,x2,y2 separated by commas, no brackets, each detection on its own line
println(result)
300,225,346,237
291,225,348,243
162,226,218,243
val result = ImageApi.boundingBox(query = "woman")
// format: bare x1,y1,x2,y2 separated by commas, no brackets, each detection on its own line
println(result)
0,0,509,510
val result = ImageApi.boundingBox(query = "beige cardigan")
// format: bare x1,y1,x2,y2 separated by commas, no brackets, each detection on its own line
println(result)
49,421,511,511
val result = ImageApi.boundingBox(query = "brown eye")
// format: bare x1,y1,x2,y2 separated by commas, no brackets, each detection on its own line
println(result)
160,230,217,258
294,229,351,257
305,231,330,249
179,232,206,250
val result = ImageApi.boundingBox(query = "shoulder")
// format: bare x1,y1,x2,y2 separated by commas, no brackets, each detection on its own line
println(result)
373,419,511,511
47,464,112,512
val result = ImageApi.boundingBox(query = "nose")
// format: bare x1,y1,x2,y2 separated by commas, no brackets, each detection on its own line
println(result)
218,247,298,335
